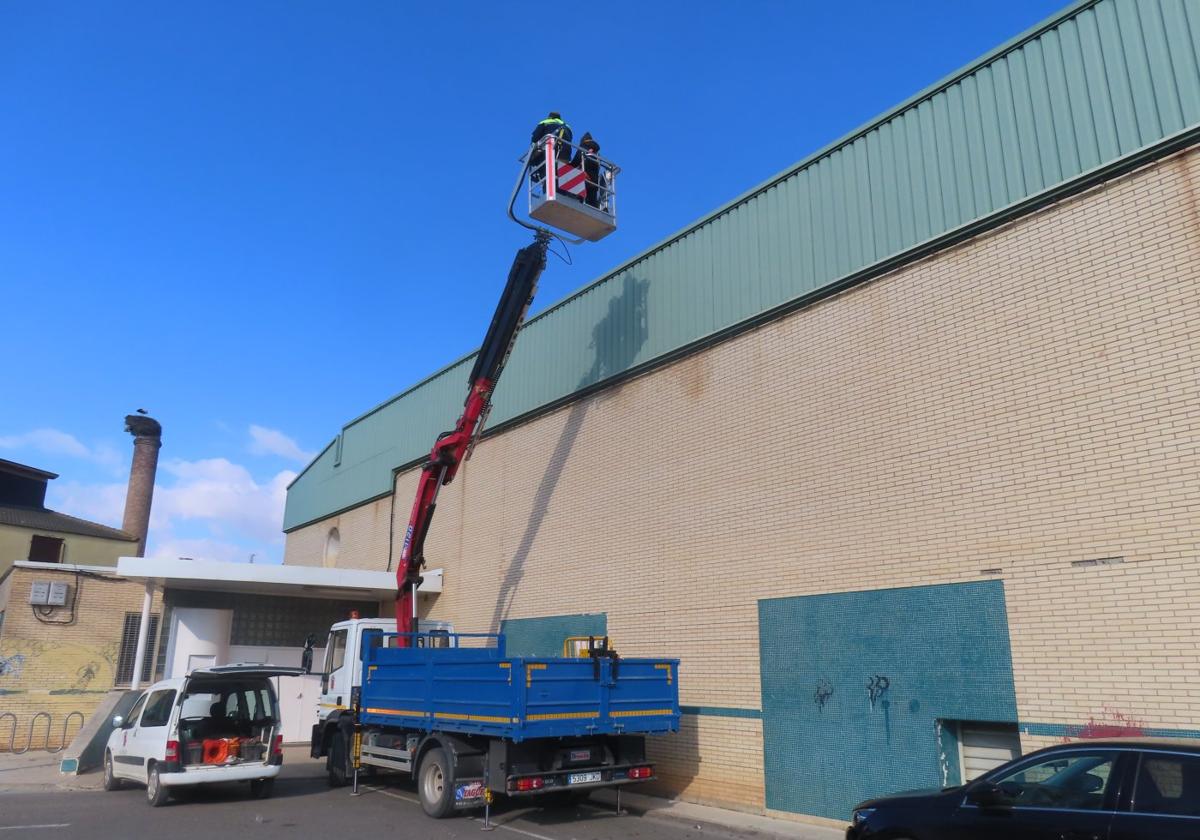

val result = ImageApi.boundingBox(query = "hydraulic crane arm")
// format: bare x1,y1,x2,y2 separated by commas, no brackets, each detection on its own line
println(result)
396,230,551,640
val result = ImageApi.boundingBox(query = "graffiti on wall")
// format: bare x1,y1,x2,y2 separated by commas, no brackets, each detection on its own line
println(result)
0,638,118,695
0,637,122,751
814,679,834,711
1065,705,1147,741
866,674,890,708
0,653,26,683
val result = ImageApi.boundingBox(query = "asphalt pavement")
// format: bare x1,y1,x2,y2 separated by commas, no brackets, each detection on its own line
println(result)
0,749,843,840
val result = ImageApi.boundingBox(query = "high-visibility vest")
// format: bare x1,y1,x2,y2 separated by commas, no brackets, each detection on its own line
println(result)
537,117,569,141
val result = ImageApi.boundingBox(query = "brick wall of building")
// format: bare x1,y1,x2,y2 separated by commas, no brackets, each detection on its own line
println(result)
0,566,162,752
284,146,1200,814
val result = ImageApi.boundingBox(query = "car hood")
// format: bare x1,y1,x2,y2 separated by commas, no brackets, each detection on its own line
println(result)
854,785,964,810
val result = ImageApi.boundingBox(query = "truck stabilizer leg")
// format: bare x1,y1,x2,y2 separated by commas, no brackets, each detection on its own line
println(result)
481,794,494,831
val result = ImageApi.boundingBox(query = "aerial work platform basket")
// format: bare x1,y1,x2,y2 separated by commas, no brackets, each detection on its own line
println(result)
520,135,619,242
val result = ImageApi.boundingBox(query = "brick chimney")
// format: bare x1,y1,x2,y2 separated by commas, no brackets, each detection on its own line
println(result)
122,412,162,557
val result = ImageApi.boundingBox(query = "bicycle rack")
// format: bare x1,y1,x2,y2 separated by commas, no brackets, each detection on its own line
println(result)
54,711,85,754
14,712,52,755
0,713,15,753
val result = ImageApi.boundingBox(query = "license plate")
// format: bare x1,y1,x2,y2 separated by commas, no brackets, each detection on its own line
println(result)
568,771,601,785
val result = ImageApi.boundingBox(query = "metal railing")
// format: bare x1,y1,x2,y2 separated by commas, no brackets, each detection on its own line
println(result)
2,710,85,754
13,712,51,755
0,713,15,753
57,711,84,753
526,136,619,217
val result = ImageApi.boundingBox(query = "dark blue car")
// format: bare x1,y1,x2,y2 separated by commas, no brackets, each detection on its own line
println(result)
847,738,1200,840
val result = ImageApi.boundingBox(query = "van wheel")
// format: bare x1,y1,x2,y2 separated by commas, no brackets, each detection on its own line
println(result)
250,778,275,799
327,730,350,787
146,764,171,807
103,751,122,791
418,747,455,818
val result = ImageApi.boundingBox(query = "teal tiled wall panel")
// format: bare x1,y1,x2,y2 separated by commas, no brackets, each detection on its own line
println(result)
499,613,607,658
759,580,1017,821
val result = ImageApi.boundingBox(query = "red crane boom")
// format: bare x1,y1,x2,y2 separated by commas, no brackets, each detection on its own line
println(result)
395,230,551,641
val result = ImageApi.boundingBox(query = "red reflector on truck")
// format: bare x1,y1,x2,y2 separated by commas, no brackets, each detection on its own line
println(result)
515,777,545,791
629,766,652,779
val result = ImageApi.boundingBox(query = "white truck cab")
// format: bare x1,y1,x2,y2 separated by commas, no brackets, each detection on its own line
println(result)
312,616,452,783
316,617,451,717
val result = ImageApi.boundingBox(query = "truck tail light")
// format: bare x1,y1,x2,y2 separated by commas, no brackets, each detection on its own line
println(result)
628,766,652,780
165,740,180,762
272,735,283,757
514,777,545,792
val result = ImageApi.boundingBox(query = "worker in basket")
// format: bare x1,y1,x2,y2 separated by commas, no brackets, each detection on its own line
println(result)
529,111,572,184
571,132,604,209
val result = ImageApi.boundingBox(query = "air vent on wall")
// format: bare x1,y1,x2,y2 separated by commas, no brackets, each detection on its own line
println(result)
1070,556,1125,568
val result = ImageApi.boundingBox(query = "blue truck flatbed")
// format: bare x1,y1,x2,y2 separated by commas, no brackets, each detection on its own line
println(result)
358,631,680,742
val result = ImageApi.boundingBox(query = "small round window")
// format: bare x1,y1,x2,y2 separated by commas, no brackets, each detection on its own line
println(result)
323,527,341,568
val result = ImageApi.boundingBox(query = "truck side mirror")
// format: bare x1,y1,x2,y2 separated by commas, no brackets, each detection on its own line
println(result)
110,715,124,729
301,634,316,674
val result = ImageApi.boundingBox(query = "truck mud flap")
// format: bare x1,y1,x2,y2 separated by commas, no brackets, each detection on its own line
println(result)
453,777,487,809
310,723,325,759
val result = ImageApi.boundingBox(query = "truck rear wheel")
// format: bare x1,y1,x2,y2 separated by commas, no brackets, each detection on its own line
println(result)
418,747,455,818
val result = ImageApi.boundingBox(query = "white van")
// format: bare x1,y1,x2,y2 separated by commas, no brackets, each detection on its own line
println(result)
103,664,304,806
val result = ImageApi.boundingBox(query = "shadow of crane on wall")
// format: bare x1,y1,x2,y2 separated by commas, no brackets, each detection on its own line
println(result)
489,273,650,632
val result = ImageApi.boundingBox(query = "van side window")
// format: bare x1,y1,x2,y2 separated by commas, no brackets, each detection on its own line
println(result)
181,692,218,718
219,686,276,722
140,689,177,727
124,694,148,727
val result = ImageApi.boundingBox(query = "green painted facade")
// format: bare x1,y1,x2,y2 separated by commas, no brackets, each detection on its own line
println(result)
285,0,1200,531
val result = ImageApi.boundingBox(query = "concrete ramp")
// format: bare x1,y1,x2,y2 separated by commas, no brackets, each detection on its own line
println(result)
59,689,138,775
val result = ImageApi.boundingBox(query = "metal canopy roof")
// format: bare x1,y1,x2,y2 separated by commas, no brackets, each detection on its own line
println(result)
285,0,1200,532
116,556,442,600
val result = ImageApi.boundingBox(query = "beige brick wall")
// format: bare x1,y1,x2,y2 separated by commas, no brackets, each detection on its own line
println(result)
0,566,162,751
283,496,391,570
646,715,765,812
285,146,1200,812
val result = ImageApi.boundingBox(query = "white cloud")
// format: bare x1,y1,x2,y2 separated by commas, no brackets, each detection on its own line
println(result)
47,456,296,564
248,425,315,464
50,481,128,529
0,428,124,471
155,457,296,544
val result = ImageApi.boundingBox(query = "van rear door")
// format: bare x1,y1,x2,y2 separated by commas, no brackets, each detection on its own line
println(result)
187,665,308,680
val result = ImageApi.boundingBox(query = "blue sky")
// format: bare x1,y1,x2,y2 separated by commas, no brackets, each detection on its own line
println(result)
0,0,1067,564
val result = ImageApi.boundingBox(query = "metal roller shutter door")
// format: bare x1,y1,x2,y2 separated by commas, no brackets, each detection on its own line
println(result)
961,724,1021,781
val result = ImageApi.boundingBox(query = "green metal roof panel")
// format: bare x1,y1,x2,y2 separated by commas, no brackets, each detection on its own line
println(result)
284,0,1200,532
